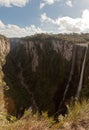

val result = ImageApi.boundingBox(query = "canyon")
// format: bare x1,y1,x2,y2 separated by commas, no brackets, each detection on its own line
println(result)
0,33,89,120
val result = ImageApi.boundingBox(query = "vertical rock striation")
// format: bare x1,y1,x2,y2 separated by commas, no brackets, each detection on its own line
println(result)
0,35,10,113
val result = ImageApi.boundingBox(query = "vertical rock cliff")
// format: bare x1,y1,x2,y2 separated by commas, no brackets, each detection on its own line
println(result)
0,35,10,113
1,34,89,119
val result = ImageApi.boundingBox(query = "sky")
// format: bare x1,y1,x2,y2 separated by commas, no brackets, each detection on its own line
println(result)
0,0,89,37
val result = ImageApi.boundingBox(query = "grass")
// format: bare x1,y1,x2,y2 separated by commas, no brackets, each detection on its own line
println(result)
0,99,88,130
51,99,89,130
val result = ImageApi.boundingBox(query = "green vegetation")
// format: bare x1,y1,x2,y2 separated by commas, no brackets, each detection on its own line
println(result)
0,99,88,130
24,33,89,43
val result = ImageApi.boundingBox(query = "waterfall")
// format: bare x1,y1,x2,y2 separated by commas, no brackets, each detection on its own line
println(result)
59,45,77,108
75,45,88,99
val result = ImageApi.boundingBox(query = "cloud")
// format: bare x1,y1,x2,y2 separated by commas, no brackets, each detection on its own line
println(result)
40,0,74,9
0,20,5,28
0,22,44,37
41,13,55,24
1,9,89,37
66,0,73,7
40,0,60,9
40,9,89,33
0,0,30,7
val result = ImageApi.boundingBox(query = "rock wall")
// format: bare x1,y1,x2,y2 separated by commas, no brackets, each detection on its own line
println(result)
2,34,89,118
0,35,10,66
0,35,10,113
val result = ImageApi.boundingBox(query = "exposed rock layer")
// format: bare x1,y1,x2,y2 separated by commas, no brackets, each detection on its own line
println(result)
0,35,10,113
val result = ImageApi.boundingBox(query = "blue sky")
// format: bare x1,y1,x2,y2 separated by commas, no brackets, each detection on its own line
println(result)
0,0,89,37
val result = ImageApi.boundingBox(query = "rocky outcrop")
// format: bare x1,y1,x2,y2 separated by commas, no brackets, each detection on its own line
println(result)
0,35,10,114
0,35,10,66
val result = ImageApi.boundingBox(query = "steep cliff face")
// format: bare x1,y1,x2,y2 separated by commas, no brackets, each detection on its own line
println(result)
2,34,89,119
0,35,10,66
0,35,10,113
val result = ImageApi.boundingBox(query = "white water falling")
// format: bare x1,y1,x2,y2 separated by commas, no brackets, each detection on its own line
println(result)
75,45,88,99
59,45,77,108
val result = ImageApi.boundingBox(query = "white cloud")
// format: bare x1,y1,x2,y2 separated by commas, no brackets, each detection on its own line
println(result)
0,0,30,7
66,0,73,7
41,13,55,24
40,0,74,9
0,20,5,28
41,9,89,33
1,9,89,37
40,0,60,9
0,22,44,37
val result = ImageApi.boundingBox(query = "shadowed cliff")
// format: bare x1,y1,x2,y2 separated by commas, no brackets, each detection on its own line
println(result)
1,33,89,119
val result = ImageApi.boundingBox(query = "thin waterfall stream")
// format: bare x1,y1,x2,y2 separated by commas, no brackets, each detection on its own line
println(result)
58,45,77,109
75,45,88,99
56,43,88,116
